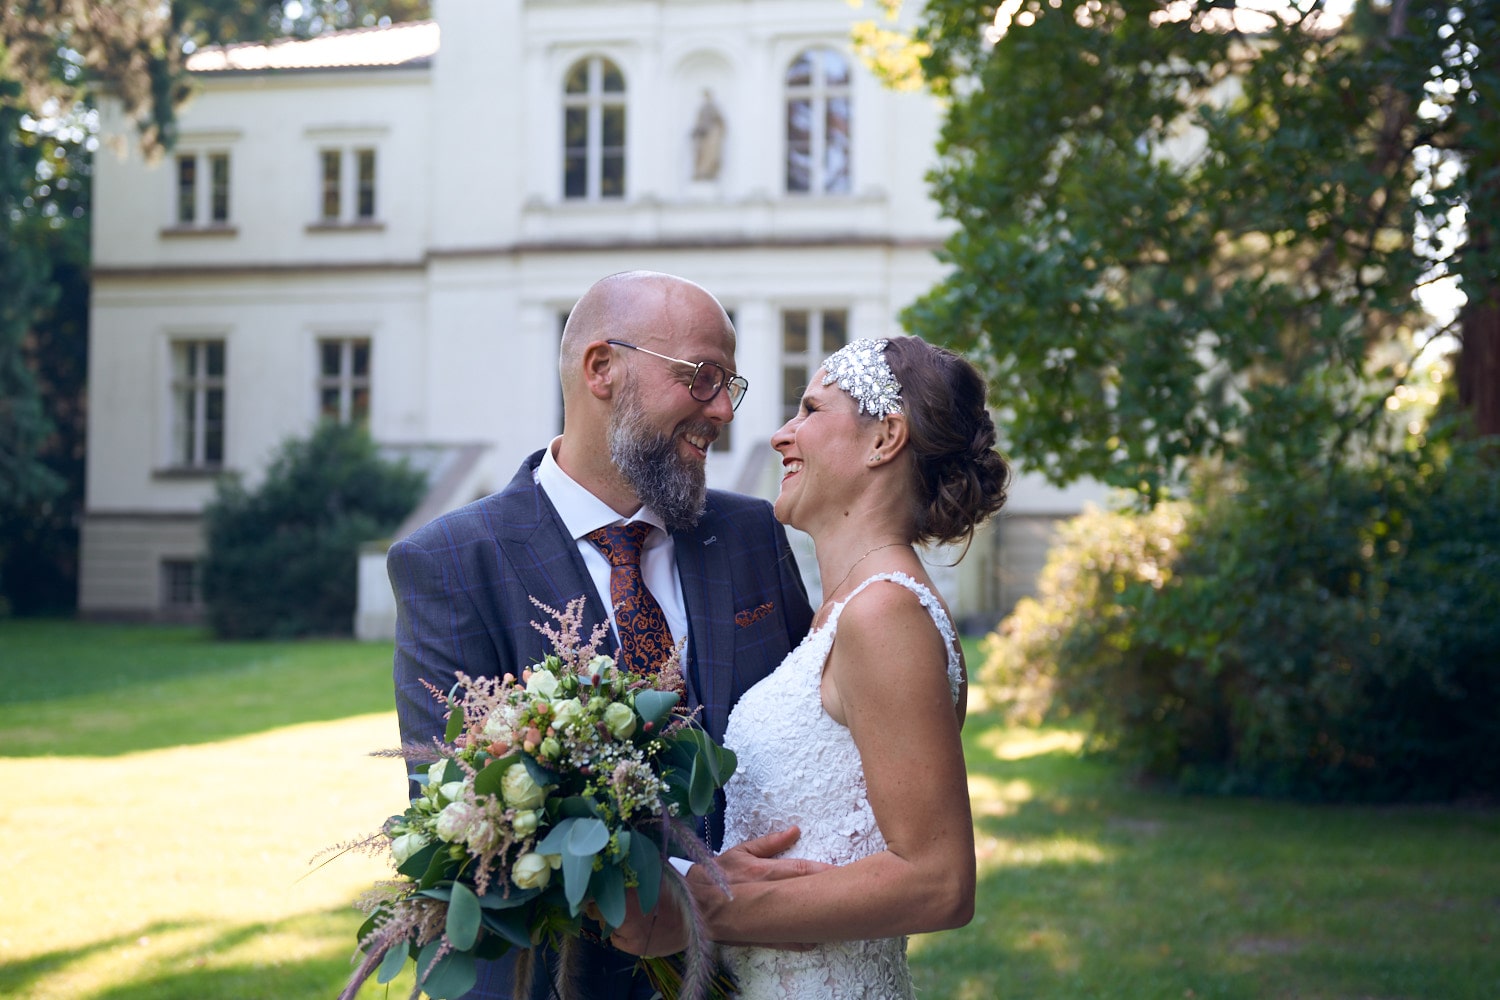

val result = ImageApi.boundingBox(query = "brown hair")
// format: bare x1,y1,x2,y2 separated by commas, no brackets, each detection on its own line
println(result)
883,336,1011,548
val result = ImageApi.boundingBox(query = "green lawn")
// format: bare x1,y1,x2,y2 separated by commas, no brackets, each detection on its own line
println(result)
1,621,1496,999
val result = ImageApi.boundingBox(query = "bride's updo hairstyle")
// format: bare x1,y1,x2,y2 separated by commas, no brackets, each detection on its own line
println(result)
882,336,1011,549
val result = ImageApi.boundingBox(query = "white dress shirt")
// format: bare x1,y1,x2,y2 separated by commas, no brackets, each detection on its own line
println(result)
535,439,689,652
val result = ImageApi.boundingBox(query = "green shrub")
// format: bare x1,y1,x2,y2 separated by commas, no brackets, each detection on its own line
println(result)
201,422,425,639
985,445,1500,801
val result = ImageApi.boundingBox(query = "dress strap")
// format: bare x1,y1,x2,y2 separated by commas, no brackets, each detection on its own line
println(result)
825,572,963,704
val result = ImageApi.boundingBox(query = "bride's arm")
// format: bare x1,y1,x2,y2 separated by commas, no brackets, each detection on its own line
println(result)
696,583,976,945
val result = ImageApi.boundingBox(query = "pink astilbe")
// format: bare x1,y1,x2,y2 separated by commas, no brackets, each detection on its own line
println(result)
338,891,447,1000
529,595,610,676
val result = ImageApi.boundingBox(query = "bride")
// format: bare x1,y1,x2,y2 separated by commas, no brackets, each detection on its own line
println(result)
616,335,1010,998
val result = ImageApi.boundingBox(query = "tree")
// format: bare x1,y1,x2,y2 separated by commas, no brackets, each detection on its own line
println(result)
178,0,430,47
202,422,424,638
899,0,1498,500
0,0,428,613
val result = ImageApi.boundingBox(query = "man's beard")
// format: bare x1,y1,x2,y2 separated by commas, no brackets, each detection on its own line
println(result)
608,384,712,532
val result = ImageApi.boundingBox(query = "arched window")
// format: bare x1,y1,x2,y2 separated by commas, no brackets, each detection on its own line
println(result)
563,56,626,200
785,48,850,195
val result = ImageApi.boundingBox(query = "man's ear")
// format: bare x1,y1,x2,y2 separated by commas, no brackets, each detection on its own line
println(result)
582,340,616,401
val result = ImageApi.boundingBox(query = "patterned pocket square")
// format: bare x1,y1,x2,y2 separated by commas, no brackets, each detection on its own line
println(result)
735,602,774,628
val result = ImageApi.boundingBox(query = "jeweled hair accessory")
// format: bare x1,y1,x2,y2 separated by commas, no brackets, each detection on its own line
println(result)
821,338,903,419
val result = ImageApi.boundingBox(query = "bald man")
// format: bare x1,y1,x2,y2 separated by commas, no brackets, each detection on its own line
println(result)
388,271,815,999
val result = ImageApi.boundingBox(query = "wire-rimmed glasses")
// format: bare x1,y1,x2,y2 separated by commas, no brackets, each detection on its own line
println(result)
606,339,749,411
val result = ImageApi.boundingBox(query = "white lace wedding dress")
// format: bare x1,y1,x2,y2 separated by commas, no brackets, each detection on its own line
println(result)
717,572,963,1000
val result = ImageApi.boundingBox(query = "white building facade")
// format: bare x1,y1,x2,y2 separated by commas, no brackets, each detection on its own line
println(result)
83,0,1102,633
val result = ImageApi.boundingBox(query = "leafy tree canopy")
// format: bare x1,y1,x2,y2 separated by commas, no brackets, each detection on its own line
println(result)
896,0,1498,501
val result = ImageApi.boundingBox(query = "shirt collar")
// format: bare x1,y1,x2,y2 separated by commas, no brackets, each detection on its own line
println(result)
536,438,669,541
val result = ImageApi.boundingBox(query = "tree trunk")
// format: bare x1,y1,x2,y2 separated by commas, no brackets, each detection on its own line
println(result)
1457,295,1500,438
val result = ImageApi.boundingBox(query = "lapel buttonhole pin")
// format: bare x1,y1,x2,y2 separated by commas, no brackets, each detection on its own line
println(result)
703,535,717,545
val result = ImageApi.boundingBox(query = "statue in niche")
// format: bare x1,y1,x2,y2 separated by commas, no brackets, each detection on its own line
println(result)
690,88,726,182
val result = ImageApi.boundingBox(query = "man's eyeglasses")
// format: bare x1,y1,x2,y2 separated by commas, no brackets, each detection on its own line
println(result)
606,340,749,411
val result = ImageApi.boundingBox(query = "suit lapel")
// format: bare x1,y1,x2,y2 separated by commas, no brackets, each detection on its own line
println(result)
493,455,611,643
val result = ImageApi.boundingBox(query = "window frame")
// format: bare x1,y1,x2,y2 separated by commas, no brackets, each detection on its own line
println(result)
171,149,234,228
784,48,853,196
779,307,850,423
168,338,227,470
562,55,627,201
316,336,372,427
314,146,380,226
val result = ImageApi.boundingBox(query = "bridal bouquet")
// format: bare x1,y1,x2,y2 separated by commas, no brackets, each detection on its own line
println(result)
335,597,736,1000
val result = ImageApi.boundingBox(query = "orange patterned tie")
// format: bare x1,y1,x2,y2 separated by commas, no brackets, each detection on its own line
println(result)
585,522,674,677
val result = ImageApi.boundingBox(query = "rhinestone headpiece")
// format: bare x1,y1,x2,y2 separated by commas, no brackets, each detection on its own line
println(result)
821,338,903,419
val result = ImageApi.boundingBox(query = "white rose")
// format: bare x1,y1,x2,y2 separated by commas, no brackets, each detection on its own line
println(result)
501,766,547,810
435,801,476,843
551,698,584,730
390,831,431,865
511,808,541,837
511,852,553,890
602,701,637,740
526,669,559,699
439,780,467,804
425,759,448,787
582,654,614,683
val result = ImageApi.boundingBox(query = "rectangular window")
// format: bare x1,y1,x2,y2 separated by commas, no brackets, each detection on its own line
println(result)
318,337,371,426
174,152,231,226
356,149,377,219
321,150,342,220
161,559,201,609
317,148,379,223
176,155,197,224
780,308,848,422
209,153,230,222
171,339,226,467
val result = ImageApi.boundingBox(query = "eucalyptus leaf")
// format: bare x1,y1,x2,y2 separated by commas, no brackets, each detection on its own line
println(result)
417,946,477,1000
396,841,440,880
628,831,663,915
687,754,715,817
481,906,533,949
443,693,464,744
446,881,482,951
590,861,626,931
565,817,610,857
535,816,576,856
562,849,594,913
376,938,410,984
521,753,560,787
476,885,541,909
633,689,678,728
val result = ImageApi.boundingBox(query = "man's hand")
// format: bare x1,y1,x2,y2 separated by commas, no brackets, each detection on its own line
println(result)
600,887,687,957
607,827,835,956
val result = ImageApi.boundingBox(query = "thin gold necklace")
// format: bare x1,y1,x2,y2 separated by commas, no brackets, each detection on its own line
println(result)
814,541,907,628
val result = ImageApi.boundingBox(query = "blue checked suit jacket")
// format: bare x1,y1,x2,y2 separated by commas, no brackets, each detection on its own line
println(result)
388,450,814,1000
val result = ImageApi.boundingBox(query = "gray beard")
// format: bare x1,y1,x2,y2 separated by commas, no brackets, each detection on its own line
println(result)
608,391,710,533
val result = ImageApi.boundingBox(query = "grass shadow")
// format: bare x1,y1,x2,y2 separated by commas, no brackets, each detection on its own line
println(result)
2,906,416,1000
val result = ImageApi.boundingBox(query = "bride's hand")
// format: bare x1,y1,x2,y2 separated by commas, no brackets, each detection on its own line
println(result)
689,826,832,950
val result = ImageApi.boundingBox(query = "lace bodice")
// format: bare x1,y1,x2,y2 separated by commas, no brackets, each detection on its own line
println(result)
718,572,962,1000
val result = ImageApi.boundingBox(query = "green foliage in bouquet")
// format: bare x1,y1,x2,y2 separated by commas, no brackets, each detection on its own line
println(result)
336,597,736,1000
